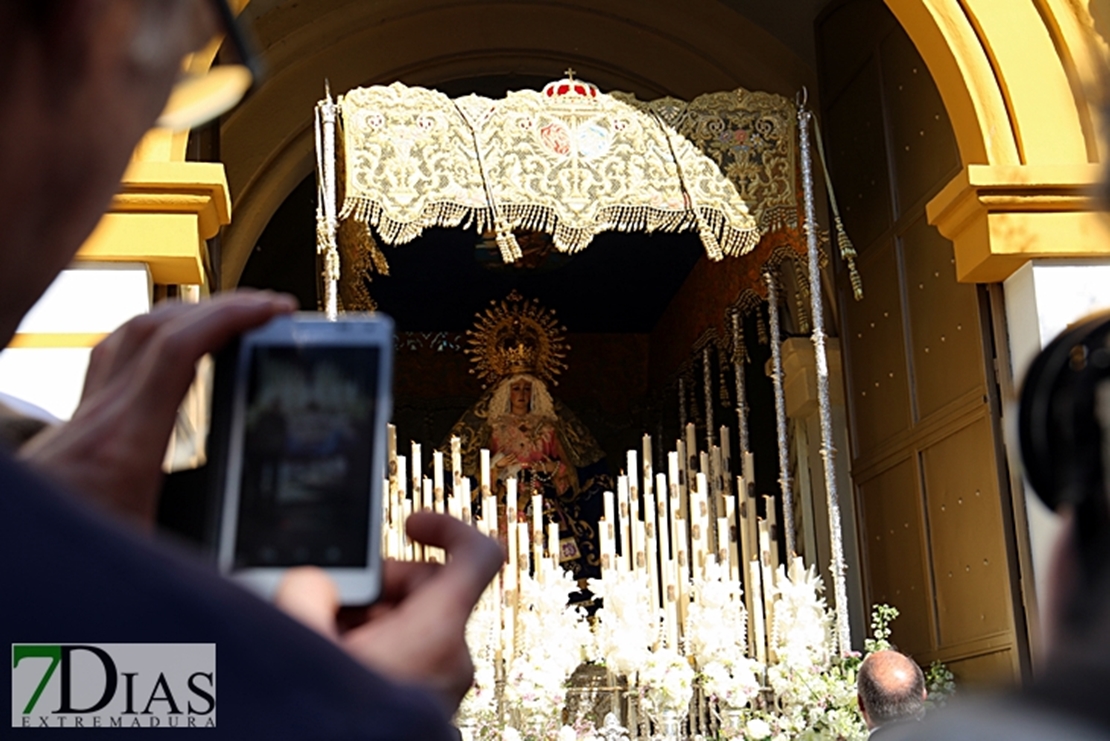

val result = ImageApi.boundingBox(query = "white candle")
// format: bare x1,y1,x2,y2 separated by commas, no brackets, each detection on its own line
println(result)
402,497,415,560
387,423,397,482
665,558,680,650
656,473,671,563
483,494,498,540
675,441,688,521
423,479,439,561
532,494,544,583
667,452,682,566
433,451,445,512
717,516,731,574
758,518,776,661
627,451,641,568
599,521,612,573
446,483,458,523
411,442,422,502
463,479,473,524
764,494,781,573
517,522,531,580
644,489,661,628
670,482,686,569
421,476,433,512
694,473,710,577
602,490,616,573
627,450,639,493
742,452,755,492
395,456,408,558
396,455,408,505
502,581,515,663
504,480,518,659
634,520,646,573
642,434,653,499
668,451,680,493
480,448,491,497
617,475,632,573
495,566,506,666
548,522,561,576
725,495,740,584
386,523,398,561
451,435,463,492
737,482,755,650
675,516,689,631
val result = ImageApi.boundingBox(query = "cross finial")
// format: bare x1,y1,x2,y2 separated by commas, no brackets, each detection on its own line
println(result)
564,67,576,80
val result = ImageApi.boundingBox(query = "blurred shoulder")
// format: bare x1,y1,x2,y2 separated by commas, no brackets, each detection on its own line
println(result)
879,698,1110,741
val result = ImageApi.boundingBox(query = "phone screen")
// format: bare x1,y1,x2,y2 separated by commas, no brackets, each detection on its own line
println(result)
233,344,380,569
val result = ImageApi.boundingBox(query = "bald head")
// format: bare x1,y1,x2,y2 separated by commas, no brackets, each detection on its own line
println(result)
857,650,927,729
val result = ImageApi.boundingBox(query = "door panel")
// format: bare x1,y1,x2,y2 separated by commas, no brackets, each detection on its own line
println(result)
921,416,1014,645
844,240,912,454
902,216,984,420
858,458,934,656
818,0,1027,683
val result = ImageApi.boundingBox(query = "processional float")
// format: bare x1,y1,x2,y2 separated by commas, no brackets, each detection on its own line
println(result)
315,73,863,740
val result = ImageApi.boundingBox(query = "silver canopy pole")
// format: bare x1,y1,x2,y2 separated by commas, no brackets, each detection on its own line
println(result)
798,101,851,653
315,87,340,320
764,270,796,560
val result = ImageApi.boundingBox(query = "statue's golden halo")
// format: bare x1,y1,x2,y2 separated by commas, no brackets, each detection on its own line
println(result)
465,291,568,387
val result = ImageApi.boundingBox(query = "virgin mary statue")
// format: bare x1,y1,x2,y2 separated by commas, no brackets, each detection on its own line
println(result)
446,293,611,579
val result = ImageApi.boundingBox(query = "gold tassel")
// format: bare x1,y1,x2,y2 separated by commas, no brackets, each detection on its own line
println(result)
834,215,863,301
494,221,521,263
810,113,864,300
699,225,724,261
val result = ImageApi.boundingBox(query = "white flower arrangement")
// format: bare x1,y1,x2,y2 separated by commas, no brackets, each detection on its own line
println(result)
590,569,658,677
507,569,595,737
685,560,748,666
458,583,503,739
701,658,761,711
683,560,763,714
769,562,831,673
457,547,949,740
638,647,696,716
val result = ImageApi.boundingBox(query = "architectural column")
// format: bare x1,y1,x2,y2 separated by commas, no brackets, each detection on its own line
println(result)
1001,259,1110,636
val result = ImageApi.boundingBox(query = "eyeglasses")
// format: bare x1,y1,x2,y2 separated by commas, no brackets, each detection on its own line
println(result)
156,0,264,131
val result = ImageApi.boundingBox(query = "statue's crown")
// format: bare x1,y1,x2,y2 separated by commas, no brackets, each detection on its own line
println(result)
466,291,568,387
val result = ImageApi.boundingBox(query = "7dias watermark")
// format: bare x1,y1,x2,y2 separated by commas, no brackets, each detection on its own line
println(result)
11,644,215,729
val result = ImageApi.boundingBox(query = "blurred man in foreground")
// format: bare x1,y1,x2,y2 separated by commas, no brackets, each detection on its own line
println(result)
0,2,502,736
885,317,1110,741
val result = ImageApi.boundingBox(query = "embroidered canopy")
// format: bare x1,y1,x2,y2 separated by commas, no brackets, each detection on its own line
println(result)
329,76,784,264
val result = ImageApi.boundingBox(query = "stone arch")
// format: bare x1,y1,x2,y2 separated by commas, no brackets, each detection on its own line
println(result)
883,0,1110,283
885,0,1104,167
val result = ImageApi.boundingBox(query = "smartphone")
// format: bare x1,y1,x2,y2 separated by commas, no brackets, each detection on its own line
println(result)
210,313,392,605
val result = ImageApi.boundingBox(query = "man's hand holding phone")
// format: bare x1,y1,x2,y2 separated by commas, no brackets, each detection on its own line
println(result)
276,511,505,713
21,294,505,712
